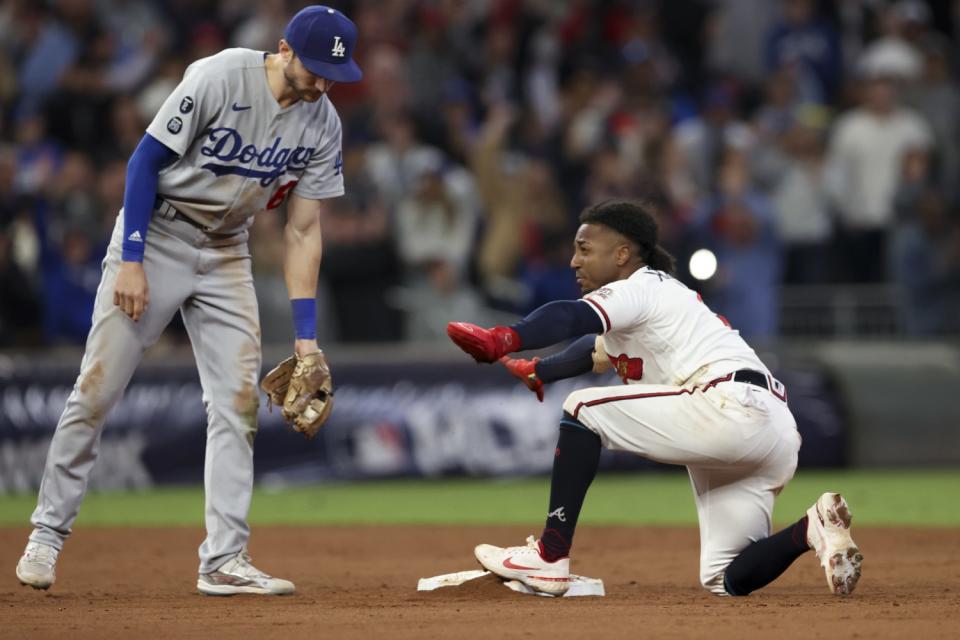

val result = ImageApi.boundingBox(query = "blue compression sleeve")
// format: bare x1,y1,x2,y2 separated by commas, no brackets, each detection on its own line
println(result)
535,334,597,383
291,298,317,340
121,133,178,262
510,300,605,350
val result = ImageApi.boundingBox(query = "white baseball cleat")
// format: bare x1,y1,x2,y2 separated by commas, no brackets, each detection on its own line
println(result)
16,541,59,590
806,492,863,596
197,552,295,596
474,535,570,595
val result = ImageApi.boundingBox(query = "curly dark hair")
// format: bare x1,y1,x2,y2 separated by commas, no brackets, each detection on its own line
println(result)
579,200,677,274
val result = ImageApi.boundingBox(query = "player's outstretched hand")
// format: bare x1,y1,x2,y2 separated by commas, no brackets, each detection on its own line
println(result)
114,261,149,322
499,356,544,402
446,322,520,363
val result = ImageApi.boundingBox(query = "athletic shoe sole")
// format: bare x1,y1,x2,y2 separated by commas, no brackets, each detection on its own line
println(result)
16,566,54,590
810,493,863,596
197,582,290,596
197,576,294,596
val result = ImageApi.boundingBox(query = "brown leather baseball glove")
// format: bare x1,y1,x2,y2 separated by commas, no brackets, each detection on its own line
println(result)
260,351,334,438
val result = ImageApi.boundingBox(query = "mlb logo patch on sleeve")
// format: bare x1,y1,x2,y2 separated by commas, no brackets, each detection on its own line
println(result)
167,117,183,134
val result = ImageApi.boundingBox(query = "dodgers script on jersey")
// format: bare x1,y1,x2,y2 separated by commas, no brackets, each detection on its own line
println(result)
146,48,345,233
582,266,768,386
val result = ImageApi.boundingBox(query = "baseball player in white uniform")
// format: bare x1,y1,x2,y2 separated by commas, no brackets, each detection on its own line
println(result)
447,200,863,597
16,6,362,596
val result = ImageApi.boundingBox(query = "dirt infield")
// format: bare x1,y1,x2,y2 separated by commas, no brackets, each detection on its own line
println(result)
1,526,958,639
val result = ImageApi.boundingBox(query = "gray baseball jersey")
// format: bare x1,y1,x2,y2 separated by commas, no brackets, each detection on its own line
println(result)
146,48,345,233
27,48,344,577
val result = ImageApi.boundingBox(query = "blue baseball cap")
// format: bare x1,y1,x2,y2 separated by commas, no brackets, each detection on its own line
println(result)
284,6,362,83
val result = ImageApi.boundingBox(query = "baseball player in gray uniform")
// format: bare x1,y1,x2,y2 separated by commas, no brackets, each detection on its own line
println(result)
16,6,362,596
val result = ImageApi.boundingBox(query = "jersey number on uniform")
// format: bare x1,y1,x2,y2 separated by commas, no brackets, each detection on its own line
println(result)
267,180,299,209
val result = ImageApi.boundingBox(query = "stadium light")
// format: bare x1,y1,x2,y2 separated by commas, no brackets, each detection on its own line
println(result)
689,249,717,281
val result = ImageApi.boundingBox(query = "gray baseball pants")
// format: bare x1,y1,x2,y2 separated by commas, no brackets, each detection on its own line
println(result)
29,211,262,574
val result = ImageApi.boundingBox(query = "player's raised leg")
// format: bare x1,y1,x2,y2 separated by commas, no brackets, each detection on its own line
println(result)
180,243,293,596
19,219,194,589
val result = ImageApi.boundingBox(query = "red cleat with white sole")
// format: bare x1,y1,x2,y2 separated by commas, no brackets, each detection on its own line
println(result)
474,535,570,595
806,492,863,595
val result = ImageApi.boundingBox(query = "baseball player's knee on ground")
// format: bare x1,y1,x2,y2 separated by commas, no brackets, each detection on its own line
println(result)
722,559,751,596
700,557,735,596
717,515,813,596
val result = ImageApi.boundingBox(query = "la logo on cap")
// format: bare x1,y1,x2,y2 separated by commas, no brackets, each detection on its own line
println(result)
283,5,363,83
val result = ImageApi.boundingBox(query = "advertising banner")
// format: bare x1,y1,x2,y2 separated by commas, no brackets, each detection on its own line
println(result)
0,358,846,493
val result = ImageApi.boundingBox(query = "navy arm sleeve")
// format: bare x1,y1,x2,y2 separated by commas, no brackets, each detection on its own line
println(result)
121,133,178,262
534,334,596,383
510,300,605,351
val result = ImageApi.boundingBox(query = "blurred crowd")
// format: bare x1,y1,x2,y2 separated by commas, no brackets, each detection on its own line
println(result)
2,0,960,348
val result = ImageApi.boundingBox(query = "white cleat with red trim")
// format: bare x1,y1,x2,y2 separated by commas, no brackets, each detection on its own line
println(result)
474,535,570,595
806,492,863,596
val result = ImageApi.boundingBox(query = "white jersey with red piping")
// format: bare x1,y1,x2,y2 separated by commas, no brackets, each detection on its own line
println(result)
582,266,768,386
